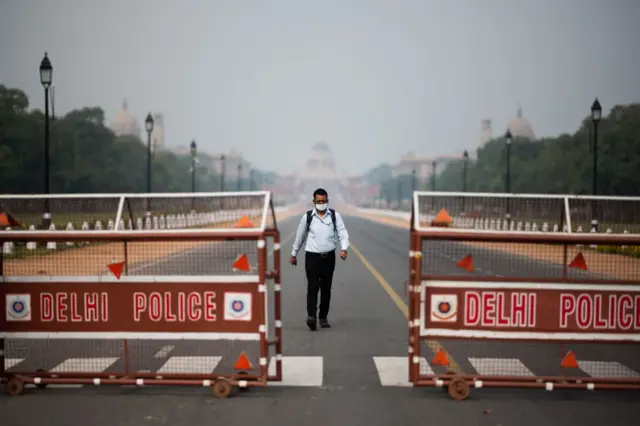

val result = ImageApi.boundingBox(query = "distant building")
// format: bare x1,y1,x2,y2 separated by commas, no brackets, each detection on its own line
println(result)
150,113,165,151
214,148,251,180
109,99,141,138
507,105,536,140
480,119,493,144
300,142,341,197
109,99,167,151
391,151,463,184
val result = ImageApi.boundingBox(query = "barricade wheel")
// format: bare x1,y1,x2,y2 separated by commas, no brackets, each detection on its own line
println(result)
447,378,470,401
6,377,25,396
236,371,249,392
35,369,48,389
212,379,233,399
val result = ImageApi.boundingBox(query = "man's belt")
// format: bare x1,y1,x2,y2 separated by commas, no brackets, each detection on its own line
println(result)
306,250,335,257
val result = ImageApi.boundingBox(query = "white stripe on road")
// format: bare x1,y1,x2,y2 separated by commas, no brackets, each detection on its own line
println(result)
50,357,120,373
267,356,323,387
468,357,534,376
153,345,176,359
27,357,119,389
157,356,222,374
5,358,24,370
578,360,640,379
373,357,435,387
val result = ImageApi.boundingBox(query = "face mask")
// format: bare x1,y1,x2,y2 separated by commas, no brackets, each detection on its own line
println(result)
315,203,328,211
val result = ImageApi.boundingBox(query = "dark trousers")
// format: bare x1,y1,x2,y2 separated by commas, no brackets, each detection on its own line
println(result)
305,250,336,319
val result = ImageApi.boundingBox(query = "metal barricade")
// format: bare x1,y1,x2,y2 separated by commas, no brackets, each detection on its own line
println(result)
0,191,282,398
408,195,640,400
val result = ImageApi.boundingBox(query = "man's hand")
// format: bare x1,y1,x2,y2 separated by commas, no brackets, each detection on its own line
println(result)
340,250,348,260
289,255,297,266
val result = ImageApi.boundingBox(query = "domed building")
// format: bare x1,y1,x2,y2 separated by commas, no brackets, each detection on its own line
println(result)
479,119,493,144
109,99,141,138
507,105,535,140
300,141,341,199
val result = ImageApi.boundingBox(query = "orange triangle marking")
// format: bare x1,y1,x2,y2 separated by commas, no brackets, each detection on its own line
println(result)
431,348,450,366
107,261,125,279
431,208,453,226
569,252,587,270
233,215,254,228
456,254,473,272
561,350,579,369
0,212,21,228
232,253,250,272
234,351,253,370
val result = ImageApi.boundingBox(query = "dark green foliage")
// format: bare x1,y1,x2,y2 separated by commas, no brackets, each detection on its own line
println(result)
0,85,265,194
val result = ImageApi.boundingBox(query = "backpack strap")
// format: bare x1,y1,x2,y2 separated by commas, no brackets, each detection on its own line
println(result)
305,209,337,234
305,210,313,234
329,208,337,233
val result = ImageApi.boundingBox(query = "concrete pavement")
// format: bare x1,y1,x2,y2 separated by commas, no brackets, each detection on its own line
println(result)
2,214,639,426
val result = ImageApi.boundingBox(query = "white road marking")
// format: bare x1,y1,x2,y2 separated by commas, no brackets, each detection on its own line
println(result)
153,345,176,359
578,360,640,379
27,357,118,389
156,356,222,374
5,358,24,369
468,357,534,376
267,356,323,387
373,356,434,387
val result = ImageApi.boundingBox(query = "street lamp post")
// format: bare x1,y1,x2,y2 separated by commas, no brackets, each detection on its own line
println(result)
220,154,226,192
144,113,154,216
397,177,402,210
591,98,602,232
237,163,242,191
462,150,469,192
39,52,53,228
504,129,513,221
411,168,416,193
190,139,197,211
462,150,469,212
431,161,437,191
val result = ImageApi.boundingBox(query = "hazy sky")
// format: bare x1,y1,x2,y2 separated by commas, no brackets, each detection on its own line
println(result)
1,0,638,175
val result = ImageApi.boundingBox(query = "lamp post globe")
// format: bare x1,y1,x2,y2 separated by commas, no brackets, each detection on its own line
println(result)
504,129,513,145
40,53,53,88
145,113,154,133
591,98,602,123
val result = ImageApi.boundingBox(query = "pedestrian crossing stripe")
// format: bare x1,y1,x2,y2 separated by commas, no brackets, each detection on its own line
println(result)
4,356,640,388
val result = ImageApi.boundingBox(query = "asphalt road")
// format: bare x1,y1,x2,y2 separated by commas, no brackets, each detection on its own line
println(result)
2,213,639,426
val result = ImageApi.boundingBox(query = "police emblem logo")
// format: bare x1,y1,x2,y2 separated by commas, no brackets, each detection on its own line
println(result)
6,294,32,322
224,292,252,321
232,300,244,312
430,294,457,322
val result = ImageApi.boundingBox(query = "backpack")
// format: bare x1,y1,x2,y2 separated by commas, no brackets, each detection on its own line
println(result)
305,208,337,236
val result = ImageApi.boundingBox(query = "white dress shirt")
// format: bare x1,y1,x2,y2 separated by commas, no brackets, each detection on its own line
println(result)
291,208,350,257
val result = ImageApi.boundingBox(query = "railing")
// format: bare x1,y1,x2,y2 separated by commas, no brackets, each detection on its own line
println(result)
359,191,640,235
1,192,283,398
408,225,640,400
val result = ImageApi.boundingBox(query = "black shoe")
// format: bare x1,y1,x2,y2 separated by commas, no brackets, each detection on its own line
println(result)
319,318,331,328
306,316,317,331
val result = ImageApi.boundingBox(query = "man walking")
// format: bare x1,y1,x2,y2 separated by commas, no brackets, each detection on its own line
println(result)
290,188,349,331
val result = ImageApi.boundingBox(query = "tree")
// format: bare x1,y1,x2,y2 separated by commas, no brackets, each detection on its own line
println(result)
0,85,267,195
409,103,640,195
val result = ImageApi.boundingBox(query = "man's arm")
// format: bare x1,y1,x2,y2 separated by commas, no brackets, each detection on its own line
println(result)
290,213,308,257
334,212,350,252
